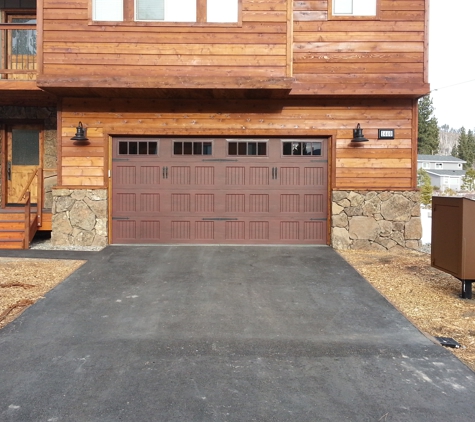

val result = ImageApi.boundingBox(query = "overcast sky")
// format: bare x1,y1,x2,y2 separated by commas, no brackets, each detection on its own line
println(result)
429,1,475,130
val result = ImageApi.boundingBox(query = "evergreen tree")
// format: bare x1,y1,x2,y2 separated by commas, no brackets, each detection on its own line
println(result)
417,168,433,205
467,129,475,168
455,128,475,169
451,144,458,157
417,95,439,154
462,168,475,191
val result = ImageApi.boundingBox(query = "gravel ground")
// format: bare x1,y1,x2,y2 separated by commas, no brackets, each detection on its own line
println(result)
419,243,431,254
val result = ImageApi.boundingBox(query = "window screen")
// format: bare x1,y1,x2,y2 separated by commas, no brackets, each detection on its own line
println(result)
136,0,196,22
12,129,40,165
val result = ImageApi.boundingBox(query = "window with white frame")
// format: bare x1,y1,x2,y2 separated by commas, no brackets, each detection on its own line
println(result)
435,163,443,169
331,0,377,17
422,162,429,169
92,0,239,23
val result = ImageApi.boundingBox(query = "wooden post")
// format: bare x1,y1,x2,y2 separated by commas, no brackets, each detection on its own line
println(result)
37,167,43,226
24,192,30,249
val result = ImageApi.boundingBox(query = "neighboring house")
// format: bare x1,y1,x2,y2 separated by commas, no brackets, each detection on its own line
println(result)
417,155,466,191
0,0,430,250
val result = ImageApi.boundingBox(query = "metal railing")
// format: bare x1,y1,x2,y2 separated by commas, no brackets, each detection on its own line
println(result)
0,22,37,80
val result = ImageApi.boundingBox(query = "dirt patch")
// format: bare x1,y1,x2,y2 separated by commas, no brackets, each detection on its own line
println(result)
0,258,85,329
339,249,475,372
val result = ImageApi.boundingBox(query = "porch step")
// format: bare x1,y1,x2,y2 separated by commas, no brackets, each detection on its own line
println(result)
0,237,25,249
0,209,37,250
0,221,24,230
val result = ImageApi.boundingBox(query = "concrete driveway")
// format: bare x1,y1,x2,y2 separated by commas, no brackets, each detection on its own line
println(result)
0,246,474,421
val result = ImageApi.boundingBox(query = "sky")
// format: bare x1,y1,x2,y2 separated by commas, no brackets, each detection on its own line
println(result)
429,1,475,130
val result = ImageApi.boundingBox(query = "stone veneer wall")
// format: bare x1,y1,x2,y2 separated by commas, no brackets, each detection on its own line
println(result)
331,191,422,250
52,189,108,247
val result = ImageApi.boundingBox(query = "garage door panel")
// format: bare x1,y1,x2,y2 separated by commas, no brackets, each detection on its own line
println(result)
112,138,328,245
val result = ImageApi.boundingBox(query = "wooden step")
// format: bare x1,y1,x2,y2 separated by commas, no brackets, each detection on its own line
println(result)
0,231,24,240
0,221,25,230
0,213,25,221
0,239,25,249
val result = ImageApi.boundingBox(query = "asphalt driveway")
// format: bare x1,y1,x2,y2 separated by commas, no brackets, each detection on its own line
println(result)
0,246,474,421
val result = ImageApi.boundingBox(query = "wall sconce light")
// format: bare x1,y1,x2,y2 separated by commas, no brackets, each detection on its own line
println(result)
70,122,89,144
351,123,369,142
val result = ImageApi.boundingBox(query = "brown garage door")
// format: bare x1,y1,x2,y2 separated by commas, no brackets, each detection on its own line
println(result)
112,138,328,244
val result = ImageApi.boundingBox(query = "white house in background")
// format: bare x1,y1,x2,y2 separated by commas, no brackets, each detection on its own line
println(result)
417,155,466,191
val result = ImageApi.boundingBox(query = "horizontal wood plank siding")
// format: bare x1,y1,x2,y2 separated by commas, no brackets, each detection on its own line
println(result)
292,0,429,95
41,0,288,80
59,97,416,190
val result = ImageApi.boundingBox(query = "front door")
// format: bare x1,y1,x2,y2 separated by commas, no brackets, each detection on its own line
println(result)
5,125,42,205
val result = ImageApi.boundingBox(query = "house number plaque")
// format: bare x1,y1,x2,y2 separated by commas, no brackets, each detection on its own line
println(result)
378,129,395,139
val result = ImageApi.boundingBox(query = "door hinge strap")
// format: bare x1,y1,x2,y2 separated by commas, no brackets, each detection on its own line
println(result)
112,217,130,220
202,218,238,221
202,159,238,162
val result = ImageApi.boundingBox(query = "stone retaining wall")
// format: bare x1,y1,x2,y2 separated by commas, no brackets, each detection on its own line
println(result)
52,189,108,247
331,190,422,251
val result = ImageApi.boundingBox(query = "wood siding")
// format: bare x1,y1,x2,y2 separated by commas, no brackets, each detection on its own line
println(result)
292,0,429,95
40,0,289,83
59,97,416,190
37,0,429,96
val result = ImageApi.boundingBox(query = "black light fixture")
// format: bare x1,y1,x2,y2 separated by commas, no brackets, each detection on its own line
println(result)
351,123,369,142
70,121,89,144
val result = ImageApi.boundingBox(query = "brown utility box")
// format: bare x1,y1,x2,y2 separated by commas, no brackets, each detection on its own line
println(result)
431,196,475,280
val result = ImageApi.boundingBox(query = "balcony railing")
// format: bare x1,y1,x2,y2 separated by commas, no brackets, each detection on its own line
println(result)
0,21,37,80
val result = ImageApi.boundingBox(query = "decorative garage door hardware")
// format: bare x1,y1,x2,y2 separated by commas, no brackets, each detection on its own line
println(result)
202,218,239,221
202,159,238,162
272,167,278,179
162,167,169,179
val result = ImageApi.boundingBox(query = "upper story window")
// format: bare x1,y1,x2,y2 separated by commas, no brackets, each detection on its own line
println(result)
330,0,378,18
93,0,239,23
435,163,443,169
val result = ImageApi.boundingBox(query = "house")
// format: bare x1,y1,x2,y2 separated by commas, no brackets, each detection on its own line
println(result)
0,0,430,250
417,155,466,191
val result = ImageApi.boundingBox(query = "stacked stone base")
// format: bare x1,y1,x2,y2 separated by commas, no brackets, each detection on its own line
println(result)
51,188,420,250
331,191,422,251
52,189,108,247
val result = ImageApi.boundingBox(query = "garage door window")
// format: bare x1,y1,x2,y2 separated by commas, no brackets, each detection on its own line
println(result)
173,141,212,155
282,141,322,156
228,141,267,156
118,140,158,155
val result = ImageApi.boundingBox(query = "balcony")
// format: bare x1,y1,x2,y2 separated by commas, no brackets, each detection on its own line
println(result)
0,18,37,80
0,18,55,105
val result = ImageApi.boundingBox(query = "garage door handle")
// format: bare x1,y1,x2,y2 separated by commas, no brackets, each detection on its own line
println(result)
162,167,168,179
272,167,278,179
